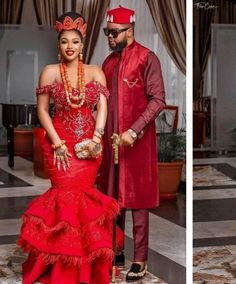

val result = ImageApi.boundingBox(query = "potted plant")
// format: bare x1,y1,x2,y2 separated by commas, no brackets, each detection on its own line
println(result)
14,124,34,158
13,105,38,159
157,108,186,200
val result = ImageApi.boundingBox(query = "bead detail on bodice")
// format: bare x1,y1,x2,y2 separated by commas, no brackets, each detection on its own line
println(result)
36,81,110,141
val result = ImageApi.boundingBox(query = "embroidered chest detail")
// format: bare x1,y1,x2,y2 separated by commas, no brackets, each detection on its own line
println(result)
62,110,94,140
50,83,99,140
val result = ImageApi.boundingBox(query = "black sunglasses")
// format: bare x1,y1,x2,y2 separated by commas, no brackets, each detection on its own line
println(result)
103,28,129,38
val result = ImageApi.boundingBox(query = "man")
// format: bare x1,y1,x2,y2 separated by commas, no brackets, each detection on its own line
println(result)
99,6,166,282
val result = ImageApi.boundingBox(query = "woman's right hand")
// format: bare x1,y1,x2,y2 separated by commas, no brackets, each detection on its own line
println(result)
53,144,72,171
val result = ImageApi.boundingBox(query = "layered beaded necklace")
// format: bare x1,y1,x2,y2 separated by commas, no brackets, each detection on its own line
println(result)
59,60,85,108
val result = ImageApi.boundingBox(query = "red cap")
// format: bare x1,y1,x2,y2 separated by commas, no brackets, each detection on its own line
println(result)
106,6,135,24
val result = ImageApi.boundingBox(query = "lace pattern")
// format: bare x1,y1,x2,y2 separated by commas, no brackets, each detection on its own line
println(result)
36,84,52,95
36,81,109,141
91,81,110,99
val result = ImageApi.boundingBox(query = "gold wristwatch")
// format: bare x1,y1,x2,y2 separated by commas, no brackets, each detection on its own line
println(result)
128,129,137,140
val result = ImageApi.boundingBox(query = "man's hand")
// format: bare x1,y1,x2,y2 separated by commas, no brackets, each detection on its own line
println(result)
120,131,135,147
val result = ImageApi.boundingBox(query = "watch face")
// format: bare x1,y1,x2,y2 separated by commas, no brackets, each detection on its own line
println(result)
129,129,137,139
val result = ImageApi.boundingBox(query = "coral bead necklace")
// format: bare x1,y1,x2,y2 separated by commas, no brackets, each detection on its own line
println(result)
59,59,85,108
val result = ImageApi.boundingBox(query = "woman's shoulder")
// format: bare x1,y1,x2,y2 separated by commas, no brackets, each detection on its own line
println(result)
41,64,60,75
39,64,59,86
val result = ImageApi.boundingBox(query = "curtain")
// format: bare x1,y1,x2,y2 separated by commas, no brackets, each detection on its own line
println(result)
33,0,67,25
33,0,110,63
146,0,186,75
216,0,236,23
193,0,236,98
0,0,24,24
193,7,216,99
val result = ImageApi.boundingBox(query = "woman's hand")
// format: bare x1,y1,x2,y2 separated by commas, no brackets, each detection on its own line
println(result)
53,144,72,171
85,140,102,158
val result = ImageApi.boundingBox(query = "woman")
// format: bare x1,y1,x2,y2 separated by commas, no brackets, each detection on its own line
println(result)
18,12,121,284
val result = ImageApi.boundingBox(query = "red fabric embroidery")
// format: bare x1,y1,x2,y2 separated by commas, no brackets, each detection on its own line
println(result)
36,81,110,141
18,80,123,284
36,84,52,95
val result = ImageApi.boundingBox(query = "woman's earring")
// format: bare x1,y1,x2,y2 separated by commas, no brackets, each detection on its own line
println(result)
58,52,62,62
79,52,83,62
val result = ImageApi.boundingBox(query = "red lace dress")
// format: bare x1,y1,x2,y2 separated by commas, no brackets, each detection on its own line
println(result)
18,81,122,284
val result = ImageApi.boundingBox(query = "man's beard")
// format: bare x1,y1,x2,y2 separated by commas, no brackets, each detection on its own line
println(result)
109,40,128,52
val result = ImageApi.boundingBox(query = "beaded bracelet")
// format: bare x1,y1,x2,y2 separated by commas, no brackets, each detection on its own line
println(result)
51,140,66,150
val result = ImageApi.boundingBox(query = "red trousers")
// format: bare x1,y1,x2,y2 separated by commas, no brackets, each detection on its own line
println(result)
118,209,149,262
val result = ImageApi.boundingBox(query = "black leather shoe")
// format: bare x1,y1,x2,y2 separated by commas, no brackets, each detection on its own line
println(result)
115,251,125,266
126,263,147,282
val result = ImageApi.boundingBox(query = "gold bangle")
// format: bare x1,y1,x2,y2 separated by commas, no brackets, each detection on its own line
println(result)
95,128,104,136
92,135,101,142
93,133,102,139
92,139,100,144
51,140,66,149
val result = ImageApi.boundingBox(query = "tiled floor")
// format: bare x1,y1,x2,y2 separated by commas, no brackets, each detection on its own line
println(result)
193,165,236,187
193,156,236,283
0,156,186,284
0,244,166,284
193,245,236,283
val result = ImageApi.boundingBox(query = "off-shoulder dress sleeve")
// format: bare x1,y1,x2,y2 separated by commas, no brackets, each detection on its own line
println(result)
36,85,52,96
94,81,110,99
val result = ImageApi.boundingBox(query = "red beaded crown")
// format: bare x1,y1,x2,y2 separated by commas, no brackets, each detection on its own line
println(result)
55,16,87,38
